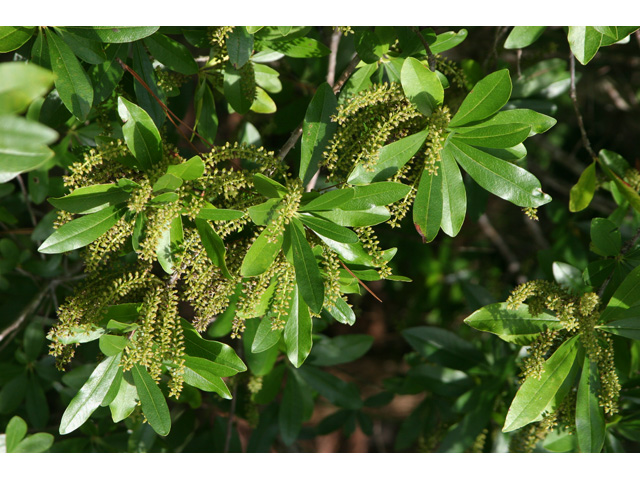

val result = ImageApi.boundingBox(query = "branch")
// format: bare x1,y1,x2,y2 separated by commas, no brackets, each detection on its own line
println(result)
478,213,525,283
411,27,436,71
569,53,598,161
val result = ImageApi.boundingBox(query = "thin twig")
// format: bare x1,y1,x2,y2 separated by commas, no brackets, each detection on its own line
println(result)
327,28,342,87
478,214,525,283
569,53,598,161
339,260,382,303
411,27,436,71
0,286,49,348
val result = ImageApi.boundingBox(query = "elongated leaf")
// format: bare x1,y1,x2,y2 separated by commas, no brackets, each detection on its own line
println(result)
253,173,288,198
553,262,584,292
0,26,35,53
402,326,484,371
47,29,93,121
598,158,640,214
279,369,305,445
300,83,338,185
196,218,231,279
600,264,640,323
109,372,138,423
503,336,581,432
89,43,127,105
49,183,130,214
576,357,605,452
132,41,165,126
348,130,429,184
54,28,107,64
284,286,313,367
131,364,171,436
401,57,444,116
12,433,54,453
299,188,354,212
287,218,324,313
152,173,183,193
439,148,466,237
226,27,254,69
144,33,198,75
5,416,27,453
504,26,546,49
183,362,231,399
451,109,556,136
413,169,442,243
240,226,283,277
62,27,159,43
181,319,247,375
298,213,358,243
251,316,283,353
317,233,396,267
197,207,244,221
454,123,531,149
0,62,53,115
118,96,162,171
59,353,121,434
449,69,511,128
598,317,640,340
591,218,621,257
298,365,362,410
568,26,603,65
430,29,468,54
570,162,596,212
156,215,183,274
167,155,205,180
264,36,330,58
39,205,123,254
325,296,356,326
196,83,218,144
224,63,255,115
464,302,562,345
448,139,551,207
309,334,373,367
99,335,128,356
340,182,411,210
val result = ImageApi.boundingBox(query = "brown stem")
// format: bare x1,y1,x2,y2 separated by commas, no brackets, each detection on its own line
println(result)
339,260,382,303
411,27,436,71
478,214,525,284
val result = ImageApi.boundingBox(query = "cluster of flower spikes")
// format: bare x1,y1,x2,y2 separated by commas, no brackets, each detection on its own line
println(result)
507,280,620,416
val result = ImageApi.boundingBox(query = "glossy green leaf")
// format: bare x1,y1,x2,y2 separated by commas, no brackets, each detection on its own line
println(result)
47,29,93,121
287,218,324,313
253,63,282,93
598,157,640,214
454,123,531,149
348,130,429,185
430,29,468,54
181,319,247,375
62,26,159,43
195,83,218,144
591,218,621,257
401,57,444,116
38,205,123,254
284,286,313,367
5,416,27,453
0,27,35,53
144,33,198,75
299,188,354,212
59,353,122,434
132,41,165,126
600,264,640,323
504,26,546,49
448,139,551,208
451,109,556,136
0,115,57,183
183,361,231,399
118,96,163,171
576,356,605,452
413,169,442,243
131,364,171,436
325,296,356,326
196,218,231,279
224,63,255,115
49,324,105,345
243,318,279,376
196,207,244,221
298,213,358,244
49,183,130,214
88,43,128,105
354,30,389,64
240,226,283,277
12,433,54,453
251,316,283,353
553,262,584,292
568,26,603,65
598,317,640,340
279,369,305,445
0,62,53,115
54,28,107,64
226,27,254,69
317,233,396,267
449,69,512,128
503,336,581,432
167,155,205,181
439,148,466,237
309,334,373,367
300,83,338,186
99,335,128,357
109,372,138,423
101,367,123,407
340,182,411,211
263,36,330,58
569,162,596,212
253,173,288,198
152,173,183,194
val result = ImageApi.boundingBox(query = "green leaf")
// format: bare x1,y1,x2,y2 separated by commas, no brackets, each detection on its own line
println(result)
504,26,546,49
598,156,640,214
132,41,165,126
298,365,362,410
196,207,244,221
181,319,247,375
118,96,163,171
195,218,231,279
226,27,254,69
263,36,330,58
0,62,53,115
340,182,411,210
576,356,605,452
224,63,255,115
59,353,122,434
300,83,338,186
240,226,283,277
49,324,105,345
54,28,107,64
454,123,531,149
308,335,373,367
324,297,356,326
49,183,130,214
413,169,442,243
569,162,596,212
62,27,159,43
131,364,171,436
449,69,512,128
167,155,205,181
101,367,123,407
348,130,429,185
317,233,396,268
299,188,354,212
511,59,571,99
287,218,325,314
38,205,123,254
597,317,640,340
354,30,388,64
503,336,581,432
251,316,283,353
150,192,178,203
0,115,57,183
401,57,444,116
447,139,551,208
279,369,305,445
439,148,466,237
12,433,54,453
591,218,621,257
568,26,603,65
430,29,468,54
254,63,282,93
0,26,35,53
252,173,288,198
451,109,556,136
183,361,231,399
109,372,138,423
5,416,27,453
89,43,128,105
402,326,484,371
99,335,128,357
47,29,93,121
284,286,313,368
465,302,562,345
144,33,198,75
553,262,585,292
600,264,640,323
152,173,183,194
195,83,218,144
298,213,358,244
